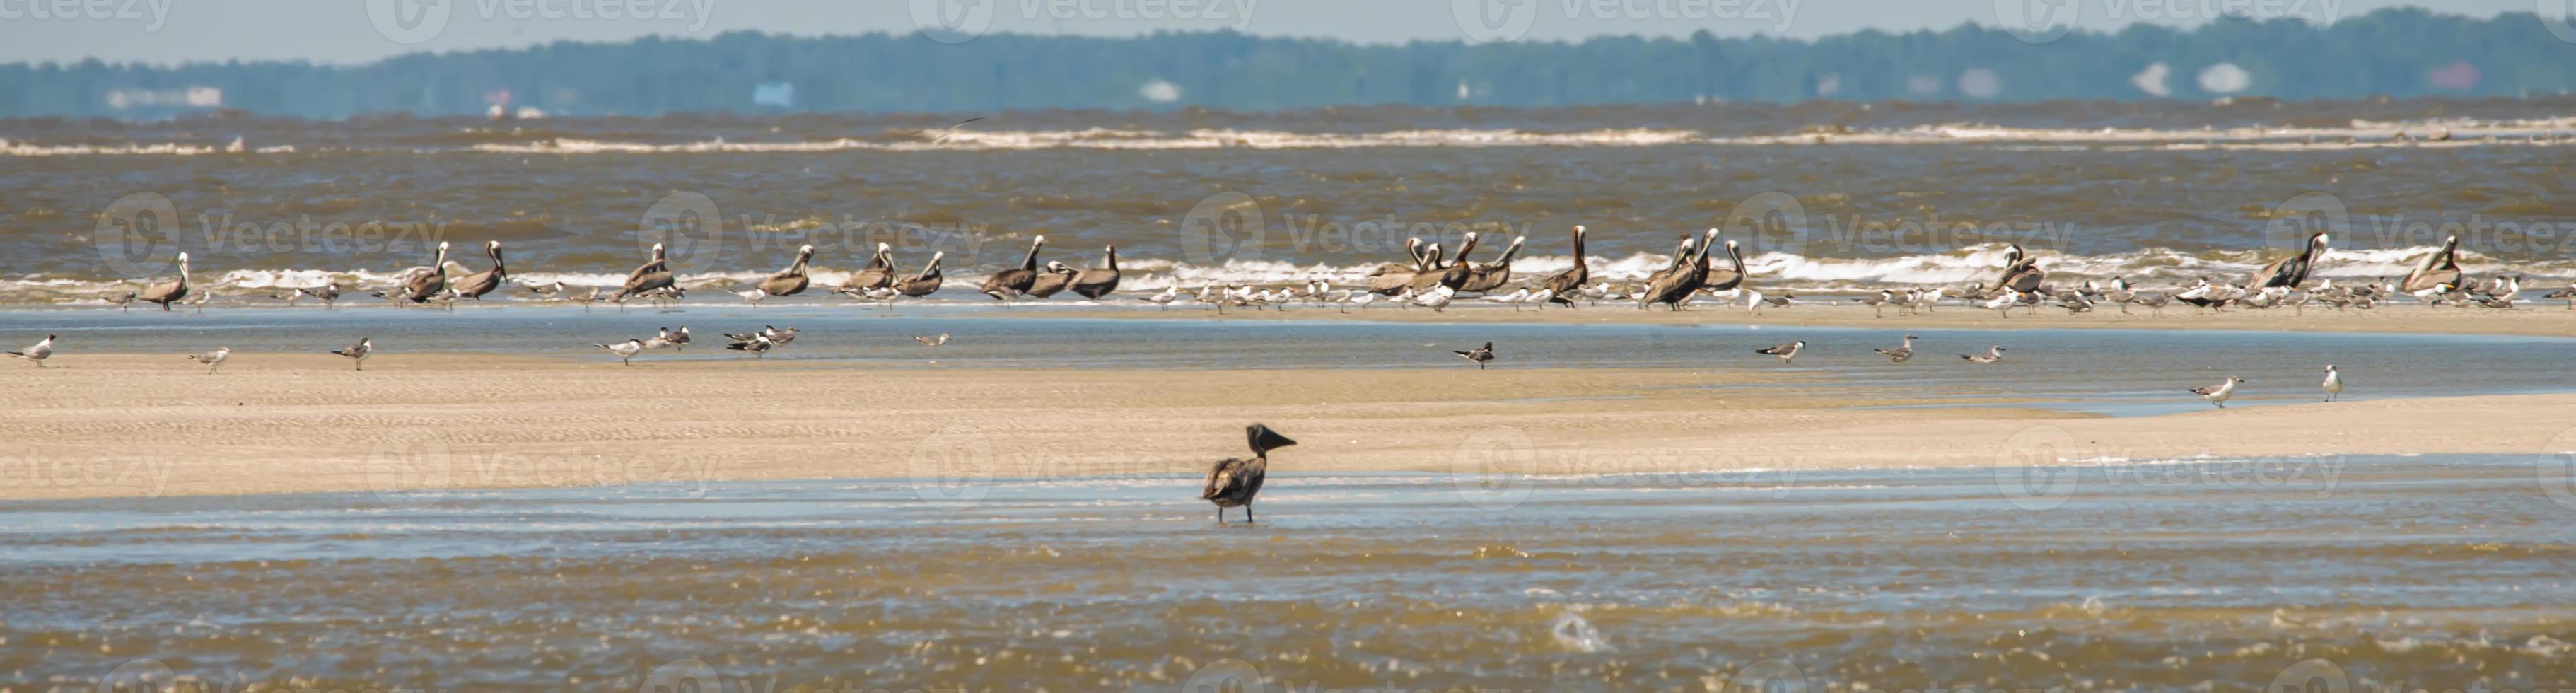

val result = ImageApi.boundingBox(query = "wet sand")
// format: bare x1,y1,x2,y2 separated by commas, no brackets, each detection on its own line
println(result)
8,351,2575,501
1048,299,2576,337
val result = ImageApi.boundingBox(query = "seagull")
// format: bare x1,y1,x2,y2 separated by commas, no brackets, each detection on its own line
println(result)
8,334,56,367
1960,345,2007,364
186,346,231,374
1754,340,1806,365
1452,342,1494,369
733,288,771,306
1874,334,1918,363
327,337,372,371
1201,424,1296,524
2192,376,2246,409
1414,285,1455,312
914,333,950,346
1141,284,1182,308
100,292,138,311
2322,365,2343,402
595,339,646,366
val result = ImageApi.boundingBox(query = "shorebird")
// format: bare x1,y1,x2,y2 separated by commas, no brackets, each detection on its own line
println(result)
593,339,646,366
1459,235,1525,293
1453,342,1494,369
1874,334,1918,363
138,252,192,310
617,243,677,303
449,241,508,300
1201,423,1296,524
379,243,450,303
2192,376,2246,409
757,244,817,298
895,251,946,298
1754,340,1806,365
2321,365,2343,402
837,243,897,294
1141,284,1181,308
732,288,771,306
186,346,231,373
1991,244,2046,295
2548,283,2576,309
1367,238,1428,296
1857,289,1897,317
327,337,371,371
981,235,1047,301
1541,226,1590,306
725,333,776,358
7,334,55,367
299,281,342,308
913,332,950,346
2401,235,2461,293
644,326,690,351
1070,245,1123,299
1636,235,1707,310
1960,346,2007,363
2254,231,2329,289
1025,261,1078,298
100,292,138,311
1414,285,1455,312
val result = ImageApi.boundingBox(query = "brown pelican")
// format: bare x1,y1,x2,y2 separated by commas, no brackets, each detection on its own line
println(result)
1754,340,1805,365
593,339,645,366
1453,342,1495,369
1025,262,1079,298
1874,334,1918,363
895,252,946,297
1638,231,1720,310
450,241,508,300
380,242,450,303
1990,244,2045,294
2400,235,2462,293
137,252,192,310
2254,232,2329,289
1401,243,1450,292
6,334,54,367
327,337,372,371
1701,239,1747,294
1070,245,1123,299
1540,226,1590,306
1200,424,1296,524
2192,376,2246,409
1432,232,1484,289
980,235,1047,301
837,243,898,294
616,243,676,302
186,346,231,373
757,244,817,297
1459,235,1525,293
1367,238,1427,296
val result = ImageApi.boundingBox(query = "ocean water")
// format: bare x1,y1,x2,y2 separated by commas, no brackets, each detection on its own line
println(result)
5,455,2574,690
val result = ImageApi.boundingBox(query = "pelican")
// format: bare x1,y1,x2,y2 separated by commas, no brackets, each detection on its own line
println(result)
1700,238,1748,294
616,243,676,301
1071,245,1123,299
593,339,646,366
1636,233,1710,310
2254,232,2329,289
327,337,372,371
1368,238,1427,295
2400,235,2461,293
1540,226,1590,306
980,235,1047,301
1201,424,1296,524
1025,261,1079,298
2192,376,2246,409
1960,345,2006,363
2322,365,2343,402
1453,342,1494,369
7,334,55,367
757,244,817,297
381,242,450,303
450,241,508,300
837,243,898,293
913,332,950,346
1459,235,1525,293
179,346,233,373
137,252,192,310
1402,243,1452,293
1991,244,2046,294
1874,334,1918,363
1430,233,1484,290
895,252,946,297
1754,340,1805,365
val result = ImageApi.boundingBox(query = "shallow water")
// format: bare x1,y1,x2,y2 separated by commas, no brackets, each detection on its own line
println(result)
6,305,2572,417
6,456,2574,691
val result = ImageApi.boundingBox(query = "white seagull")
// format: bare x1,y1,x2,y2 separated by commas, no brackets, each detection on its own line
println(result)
2192,376,2246,409
6,334,54,367
2321,365,2343,402
187,346,231,374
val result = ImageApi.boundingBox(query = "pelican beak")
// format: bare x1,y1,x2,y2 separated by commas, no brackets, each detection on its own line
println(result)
1247,424,1297,453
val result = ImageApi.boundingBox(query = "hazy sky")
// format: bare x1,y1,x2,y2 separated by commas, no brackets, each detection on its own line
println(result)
0,0,2549,66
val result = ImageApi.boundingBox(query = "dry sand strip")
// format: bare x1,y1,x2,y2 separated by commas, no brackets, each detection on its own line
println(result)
3,354,2573,501
1052,301,2576,337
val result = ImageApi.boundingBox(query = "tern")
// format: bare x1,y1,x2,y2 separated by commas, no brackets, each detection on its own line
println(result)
327,337,372,371
8,334,56,367
594,339,646,366
1874,334,1918,363
186,346,231,373
1754,340,1806,365
2321,366,2343,402
2192,376,2246,409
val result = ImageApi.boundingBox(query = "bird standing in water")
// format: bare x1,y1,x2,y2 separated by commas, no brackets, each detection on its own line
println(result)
1201,424,1297,524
